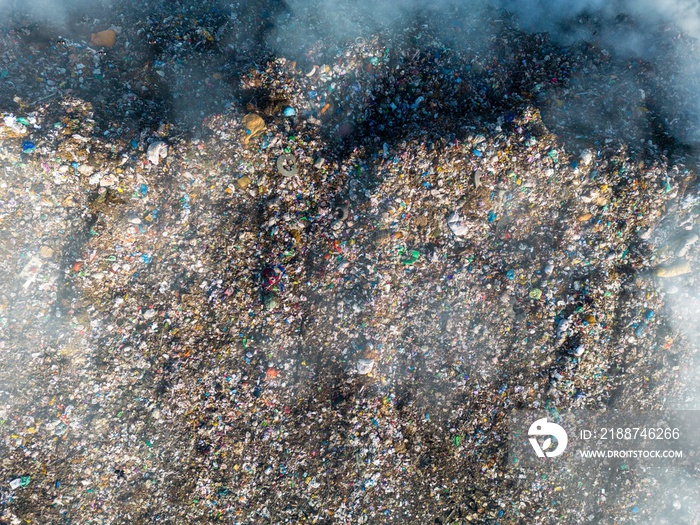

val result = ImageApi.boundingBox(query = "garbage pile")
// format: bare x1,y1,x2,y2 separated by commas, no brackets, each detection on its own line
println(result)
0,1,699,524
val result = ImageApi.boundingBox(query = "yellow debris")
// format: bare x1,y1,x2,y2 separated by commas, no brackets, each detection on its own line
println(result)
90,30,117,48
655,261,691,278
241,114,266,144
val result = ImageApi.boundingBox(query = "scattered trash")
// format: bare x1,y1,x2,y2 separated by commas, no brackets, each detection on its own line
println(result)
570,345,585,357
473,169,482,189
401,249,421,265
544,260,554,275
580,149,594,165
276,154,298,177
356,358,375,375
90,29,117,48
234,175,250,190
146,141,168,165
655,261,692,277
446,211,469,236
333,203,349,221
241,113,266,143
677,233,698,257
529,288,542,300
0,4,694,524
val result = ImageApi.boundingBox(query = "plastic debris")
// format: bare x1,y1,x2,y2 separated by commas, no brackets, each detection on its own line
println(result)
146,141,168,165
90,29,117,48
529,288,542,300
241,113,266,143
655,261,692,277
446,211,469,236
356,358,375,375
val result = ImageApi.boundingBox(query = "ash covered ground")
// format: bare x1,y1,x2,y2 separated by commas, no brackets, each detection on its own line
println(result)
0,1,699,524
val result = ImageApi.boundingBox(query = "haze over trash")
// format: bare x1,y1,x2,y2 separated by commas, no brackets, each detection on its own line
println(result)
0,0,698,523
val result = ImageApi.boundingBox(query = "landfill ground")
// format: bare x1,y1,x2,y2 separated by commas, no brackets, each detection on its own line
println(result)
1,1,699,524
